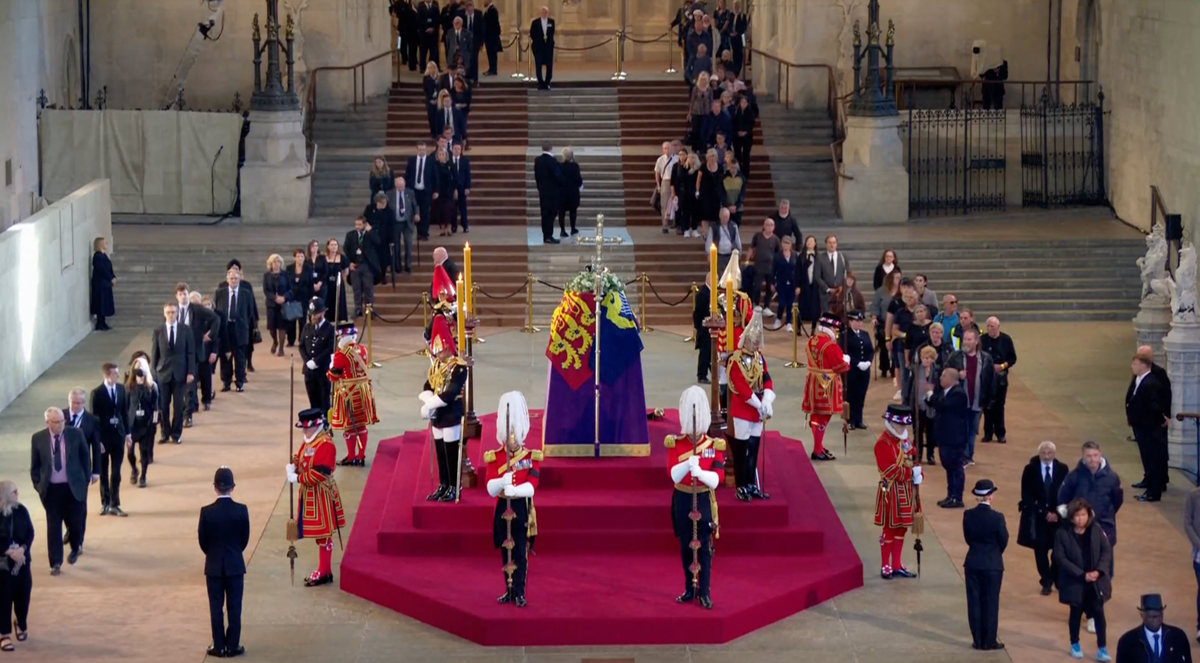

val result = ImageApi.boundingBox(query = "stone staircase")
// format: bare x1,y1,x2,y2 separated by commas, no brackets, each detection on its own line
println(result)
757,102,839,222
526,85,621,147
386,82,529,148
110,247,268,330
526,149,626,228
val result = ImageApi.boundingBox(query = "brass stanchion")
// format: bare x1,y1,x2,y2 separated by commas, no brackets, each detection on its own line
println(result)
417,292,430,356
521,273,540,333
611,31,627,81
784,303,803,368
665,0,678,74
510,28,527,80
683,282,698,342
472,283,485,343
638,274,653,333
363,304,381,367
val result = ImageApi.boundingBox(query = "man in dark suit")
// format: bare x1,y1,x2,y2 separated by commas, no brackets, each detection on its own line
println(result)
199,467,250,659
214,269,253,393
450,143,471,234
391,0,419,72
31,406,98,575
222,259,261,375
178,283,220,422
152,301,197,444
1127,354,1170,502
416,0,440,69
534,142,563,244
962,478,1008,651
458,2,482,82
445,15,472,76
815,234,848,313
1115,594,1193,663
529,6,555,90
1017,441,1069,595
405,142,438,240
90,363,131,517
344,216,381,318
65,386,103,480
927,367,970,508
300,297,336,412
391,175,418,273
433,98,467,145
481,0,502,76
692,276,712,384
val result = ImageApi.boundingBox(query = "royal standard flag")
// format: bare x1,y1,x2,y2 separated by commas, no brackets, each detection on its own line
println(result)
597,289,642,385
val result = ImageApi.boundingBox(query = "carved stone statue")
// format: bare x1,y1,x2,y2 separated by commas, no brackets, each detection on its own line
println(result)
283,0,309,104
1171,242,1198,323
835,0,862,97
1139,223,1171,304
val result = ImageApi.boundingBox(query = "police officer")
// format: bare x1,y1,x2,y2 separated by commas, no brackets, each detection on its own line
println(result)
198,467,249,658
300,296,335,413
845,310,874,430
963,478,1008,651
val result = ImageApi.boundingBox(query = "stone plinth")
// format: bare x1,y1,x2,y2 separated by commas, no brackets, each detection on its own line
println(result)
1165,320,1200,476
1133,298,1172,364
839,115,909,225
240,110,311,224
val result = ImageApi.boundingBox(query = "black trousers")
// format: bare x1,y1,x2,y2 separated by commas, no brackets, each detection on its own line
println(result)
160,375,186,440
419,33,439,69
304,372,331,413
965,568,1003,648
534,51,553,87
696,335,711,381
733,137,752,178
485,42,499,74
1134,424,1169,498
403,33,419,70
678,536,713,598
197,358,214,405
128,428,155,481
557,204,577,234
41,483,85,568
940,445,965,501
350,264,375,315
916,416,936,460
847,367,869,427
0,565,32,635
876,330,892,376
394,222,414,271
495,506,530,598
1069,598,1107,646
414,189,432,238
99,444,124,508
206,573,244,653
672,489,714,597
456,191,470,231
1033,541,1055,590
219,343,248,388
983,381,1008,440
539,200,558,241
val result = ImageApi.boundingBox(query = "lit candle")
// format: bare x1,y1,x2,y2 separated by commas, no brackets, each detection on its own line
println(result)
709,243,718,317
725,276,734,351
456,275,466,353
463,243,472,314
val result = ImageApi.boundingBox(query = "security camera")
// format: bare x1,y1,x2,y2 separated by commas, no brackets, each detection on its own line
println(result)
198,19,216,39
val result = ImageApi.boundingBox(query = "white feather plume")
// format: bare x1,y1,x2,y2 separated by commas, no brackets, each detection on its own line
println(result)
496,391,530,446
679,386,711,437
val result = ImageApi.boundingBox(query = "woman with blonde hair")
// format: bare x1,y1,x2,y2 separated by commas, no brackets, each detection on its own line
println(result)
423,61,440,138
688,71,713,149
124,356,158,487
431,148,458,236
262,254,292,356
368,156,394,205
694,147,723,240
0,479,33,651
90,236,116,331
557,147,583,238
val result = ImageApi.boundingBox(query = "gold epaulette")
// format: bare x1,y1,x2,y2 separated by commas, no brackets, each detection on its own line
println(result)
530,450,543,462
664,434,677,449
712,436,727,452
483,449,497,464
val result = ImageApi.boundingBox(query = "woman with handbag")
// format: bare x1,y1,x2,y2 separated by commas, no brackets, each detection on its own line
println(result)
0,479,33,652
1054,498,1113,661
125,357,159,487
262,254,293,357
286,248,314,346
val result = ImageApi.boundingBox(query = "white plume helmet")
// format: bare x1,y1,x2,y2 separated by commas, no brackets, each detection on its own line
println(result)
679,386,711,437
738,310,764,352
496,391,530,447
719,249,742,290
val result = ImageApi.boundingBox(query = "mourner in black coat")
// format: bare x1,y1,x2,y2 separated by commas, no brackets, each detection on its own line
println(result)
1018,447,1069,594
557,152,583,237
214,274,254,392
151,309,196,444
1052,501,1112,651
481,0,502,75
90,239,116,330
928,370,970,506
179,293,220,414
199,468,250,659
1114,594,1193,663
529,9,555,89
962,480,1008,651
534,147,563,244
692,282,712,383
344,219,381,318
90,367,130,515
1127,355,1171,502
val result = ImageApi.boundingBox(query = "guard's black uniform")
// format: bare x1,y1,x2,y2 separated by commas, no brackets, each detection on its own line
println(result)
845,326,874,428
963,502,1008,650
666,434,725,605
423,358,468,491
692,284,712,382
300,318,335,413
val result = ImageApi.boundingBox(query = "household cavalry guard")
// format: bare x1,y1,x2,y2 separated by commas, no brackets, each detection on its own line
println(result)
665,386,726,610
424,263,458,346
419,315,469,502
328,321,379,467
714,250,754,407
484,391,541,608
874,404,921,580
802,312,850,462
286,408,346,587
726,313,775,501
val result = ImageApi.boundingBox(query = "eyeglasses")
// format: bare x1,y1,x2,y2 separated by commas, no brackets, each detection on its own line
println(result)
948,300,958,304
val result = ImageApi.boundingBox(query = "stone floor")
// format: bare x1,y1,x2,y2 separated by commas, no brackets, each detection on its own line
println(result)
1,320,1195,663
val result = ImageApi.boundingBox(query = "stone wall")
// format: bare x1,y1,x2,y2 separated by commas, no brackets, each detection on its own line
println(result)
0,180,112,412
0,0,78,230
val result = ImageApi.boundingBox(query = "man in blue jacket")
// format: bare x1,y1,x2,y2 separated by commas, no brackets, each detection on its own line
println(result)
1058,441,1123,576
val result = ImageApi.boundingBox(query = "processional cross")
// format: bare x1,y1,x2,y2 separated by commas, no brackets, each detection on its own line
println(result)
573,214,625,456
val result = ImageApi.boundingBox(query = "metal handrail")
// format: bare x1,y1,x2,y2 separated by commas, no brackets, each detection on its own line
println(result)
303,48,400,143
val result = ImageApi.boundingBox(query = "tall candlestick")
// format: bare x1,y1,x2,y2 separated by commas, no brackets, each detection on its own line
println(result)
725,276,734,351
709,243,718,317
456,275,466,353
463,243,472,314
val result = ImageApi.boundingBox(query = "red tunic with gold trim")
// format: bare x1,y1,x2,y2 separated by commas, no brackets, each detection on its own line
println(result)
327,343,380,431
714,290,754,352
802,332,850,416
665,434,725,540
294,432,347,539
873,428,918,528
483,447,542,546
728,350,772,423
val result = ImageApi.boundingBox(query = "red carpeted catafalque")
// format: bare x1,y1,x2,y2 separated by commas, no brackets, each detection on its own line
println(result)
339,409,863,646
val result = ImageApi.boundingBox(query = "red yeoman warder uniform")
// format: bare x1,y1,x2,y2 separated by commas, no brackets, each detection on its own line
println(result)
288,408,347,587
328,322,380,466
802,312,850,461
714,251,754,392
666,386,726,610
484,391,541,607
726,313,774,501
874,404,920,579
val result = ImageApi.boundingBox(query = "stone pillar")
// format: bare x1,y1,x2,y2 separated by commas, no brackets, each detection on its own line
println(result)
1164,321,1200,476
1133,299,1171,365
240,110,311,223
839,115,908,225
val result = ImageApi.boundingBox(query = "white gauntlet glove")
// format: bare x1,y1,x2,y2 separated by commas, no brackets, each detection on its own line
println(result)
842,354,851,365
502,472,514,487
912,466,923,486
857,360,871,371
688,456,700,471
503,484,517,498
285,463,298,484
306,359,317,370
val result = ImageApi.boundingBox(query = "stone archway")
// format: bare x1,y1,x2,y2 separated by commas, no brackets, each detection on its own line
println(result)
1076,0,1101,85
62,35,79,109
